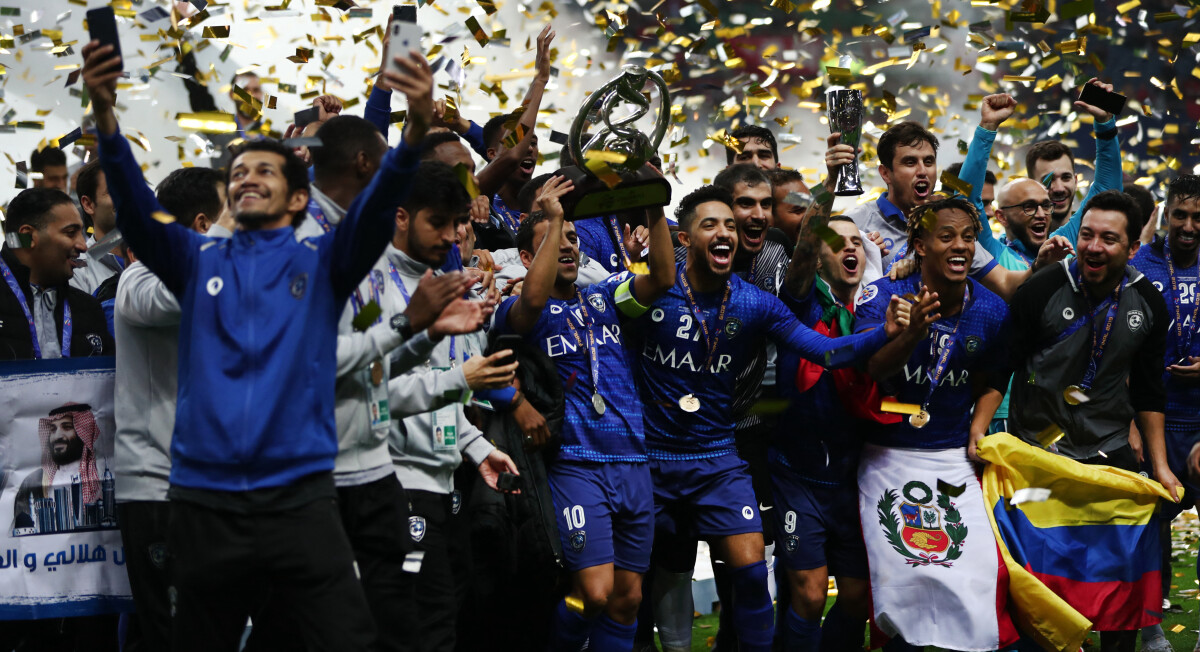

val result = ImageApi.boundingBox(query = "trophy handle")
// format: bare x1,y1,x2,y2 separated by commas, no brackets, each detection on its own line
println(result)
568,65,670,169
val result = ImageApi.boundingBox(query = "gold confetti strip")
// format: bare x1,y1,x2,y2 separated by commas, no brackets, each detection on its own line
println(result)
465,16,489,46
454,163,480,199
201,25,230,38
176,111,238,133
584,158,622,189
151,211,177,224
940,170,973,197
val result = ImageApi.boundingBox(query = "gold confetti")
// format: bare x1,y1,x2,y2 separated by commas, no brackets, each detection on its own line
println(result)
454,162,480,199
1172,625,1186,633
940,170,973,197
584,158,622,189
465,16,489,46
1035,424,1065,448
151,211,177,224
880,400,922,415
201,25,230,38
176,111,238,133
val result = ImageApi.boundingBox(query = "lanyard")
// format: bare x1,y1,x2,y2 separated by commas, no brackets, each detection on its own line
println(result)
1004,239,1033,266
1071,261,1123,390
1165,247,1199,359
307,197,332,234
388,261,463,365
918,281,971,411
678,267,732,371
350,270,384,323
563,289,601,396
608,216,631,269
0,257,70,359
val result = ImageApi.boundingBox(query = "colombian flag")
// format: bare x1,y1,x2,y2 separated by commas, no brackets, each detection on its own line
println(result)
978,434,1172,652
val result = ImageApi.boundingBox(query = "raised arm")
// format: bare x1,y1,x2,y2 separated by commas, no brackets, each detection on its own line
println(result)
83,41,199,295
964,94,1016,259
1050,78,1122,245
629,203,676,305
500,176,573,334
327,49,434,298
784,133,846,299
767,291,909,368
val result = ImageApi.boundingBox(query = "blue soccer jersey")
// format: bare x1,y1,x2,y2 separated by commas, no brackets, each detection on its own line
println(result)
632,268,889,460
854,274,1010,449
1132,244,1200,428
574,215,626,274
493,272,648,462
771,283,863,485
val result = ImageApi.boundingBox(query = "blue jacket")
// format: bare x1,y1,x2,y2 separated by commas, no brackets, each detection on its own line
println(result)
100,127,418,491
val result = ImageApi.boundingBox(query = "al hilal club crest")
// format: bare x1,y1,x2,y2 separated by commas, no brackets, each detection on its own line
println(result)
876,480,967,567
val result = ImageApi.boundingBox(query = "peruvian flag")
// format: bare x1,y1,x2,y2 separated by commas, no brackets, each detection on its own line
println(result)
857,444,1018,650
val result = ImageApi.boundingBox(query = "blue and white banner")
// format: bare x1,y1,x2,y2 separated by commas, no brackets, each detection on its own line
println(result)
0,358,133,619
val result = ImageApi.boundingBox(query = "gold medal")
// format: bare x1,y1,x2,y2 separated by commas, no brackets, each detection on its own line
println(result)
909,410,930,428
592,392,606,415
371,360,384,386
679,394,701,413
1062,385,1089,406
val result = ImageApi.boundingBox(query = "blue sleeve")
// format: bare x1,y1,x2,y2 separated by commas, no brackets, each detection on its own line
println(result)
99,128,201,296
969,256,998,281
364,86,392,139
962,126,1006,260
474,385,518,409
323,139,421,299
463,120,488,159
491,296,521,335
102,299,115,337
765,293,889,368
1050,117,1121,246
852,284,888,332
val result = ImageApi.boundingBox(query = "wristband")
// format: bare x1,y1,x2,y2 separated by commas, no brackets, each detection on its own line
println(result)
511,392,525,409
1095,128,1118,140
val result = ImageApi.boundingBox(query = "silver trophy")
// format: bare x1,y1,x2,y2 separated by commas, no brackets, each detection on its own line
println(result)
560,65,672,220
826,89,864,196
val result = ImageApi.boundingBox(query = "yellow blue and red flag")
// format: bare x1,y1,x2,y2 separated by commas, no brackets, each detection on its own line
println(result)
978,434,1172,652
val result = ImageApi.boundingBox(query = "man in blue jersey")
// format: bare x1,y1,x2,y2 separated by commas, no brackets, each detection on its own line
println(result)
853,195,1017,650
767,133,886,651
83,38,435,651
492,171,676,651
1131,175,1200,648
633,185,915,651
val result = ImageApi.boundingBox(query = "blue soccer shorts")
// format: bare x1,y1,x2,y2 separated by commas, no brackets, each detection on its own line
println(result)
649,453,763,538
769,463,868,578
548,461,654,573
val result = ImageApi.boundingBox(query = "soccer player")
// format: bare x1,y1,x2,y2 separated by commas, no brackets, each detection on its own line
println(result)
84,36,433,649
771,133,880,651
634,185,911,651
493,171,676,651
724,124,782,170
1131,175,1200,652
854,195,1015,650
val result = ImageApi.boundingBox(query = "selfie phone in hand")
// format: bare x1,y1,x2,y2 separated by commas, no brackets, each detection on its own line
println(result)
493,335,522,368
293,107,320,129
497,472,520,492
86,7,123,72
1078,82,1126,117
385,5,422,79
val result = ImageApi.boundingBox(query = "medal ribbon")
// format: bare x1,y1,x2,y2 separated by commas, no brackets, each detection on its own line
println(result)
307,196,332,234
1,257,70,359
1071,260,1123,391
388,261,464,366
678,267,732,371
1165,247,1199,360
608,215,631,268
563,289,601,399
918,280,972,412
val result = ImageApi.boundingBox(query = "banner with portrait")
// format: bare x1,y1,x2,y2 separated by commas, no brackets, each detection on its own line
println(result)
0,357,132,619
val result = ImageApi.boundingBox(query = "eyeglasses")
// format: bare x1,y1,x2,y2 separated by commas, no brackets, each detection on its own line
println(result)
999,200,1054,216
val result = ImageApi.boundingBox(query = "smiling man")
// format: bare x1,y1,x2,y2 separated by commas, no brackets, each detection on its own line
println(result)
1007,190,1181,652
0,188,112,360
13,404,104,532
84,34,435,650
724,125,781,170
636,185,908,651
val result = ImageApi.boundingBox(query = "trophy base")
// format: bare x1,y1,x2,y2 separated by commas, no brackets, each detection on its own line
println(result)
834,189,864,197
558,165,672,220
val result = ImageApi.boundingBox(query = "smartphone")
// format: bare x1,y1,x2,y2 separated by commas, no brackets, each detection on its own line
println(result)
497,472,520,492
1078,82,1126,117
385,6,422,79
293,107,320,129
86,7,123,72
493,334,522,368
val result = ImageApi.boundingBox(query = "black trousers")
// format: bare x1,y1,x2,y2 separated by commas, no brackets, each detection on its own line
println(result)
116,501,172,652
168,496,375,652
405,489,470,652
337,475,418,652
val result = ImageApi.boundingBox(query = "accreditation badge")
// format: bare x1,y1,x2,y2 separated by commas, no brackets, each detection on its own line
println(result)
366,367,390,433
432,405,457,451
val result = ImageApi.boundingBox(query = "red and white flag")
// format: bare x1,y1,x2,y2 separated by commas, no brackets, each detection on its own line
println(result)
858,444,1018,650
